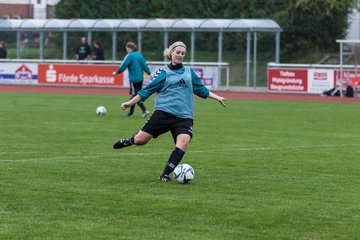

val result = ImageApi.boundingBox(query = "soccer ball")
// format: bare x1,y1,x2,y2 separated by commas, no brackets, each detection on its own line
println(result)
96,106,106,116
173,163,195,184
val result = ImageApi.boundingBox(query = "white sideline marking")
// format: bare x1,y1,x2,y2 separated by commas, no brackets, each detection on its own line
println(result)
0,151,38,155
0,143,359,163
191,143,360,153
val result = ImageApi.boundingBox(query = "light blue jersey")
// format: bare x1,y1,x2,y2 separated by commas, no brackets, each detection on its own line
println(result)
115,51,150,83
138,65,209,119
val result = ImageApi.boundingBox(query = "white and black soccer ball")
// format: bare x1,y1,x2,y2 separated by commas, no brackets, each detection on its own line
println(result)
96,106,107,116
173,163,195,184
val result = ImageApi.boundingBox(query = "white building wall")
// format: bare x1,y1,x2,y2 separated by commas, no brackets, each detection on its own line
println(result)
0,0,60,4
32,0,47,19
0,0,32,3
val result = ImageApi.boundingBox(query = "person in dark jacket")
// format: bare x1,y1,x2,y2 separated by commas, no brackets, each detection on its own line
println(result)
0,41,7,59
93,41,105,60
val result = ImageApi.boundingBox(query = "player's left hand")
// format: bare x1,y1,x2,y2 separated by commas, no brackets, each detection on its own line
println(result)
219,97,227,107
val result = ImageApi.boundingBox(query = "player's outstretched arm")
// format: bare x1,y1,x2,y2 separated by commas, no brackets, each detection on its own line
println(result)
208,92,227,107
120,94,142,110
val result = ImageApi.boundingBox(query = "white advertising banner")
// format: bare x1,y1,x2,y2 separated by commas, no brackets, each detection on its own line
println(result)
192,66,219,90
307,69,335,93
0,63,38,84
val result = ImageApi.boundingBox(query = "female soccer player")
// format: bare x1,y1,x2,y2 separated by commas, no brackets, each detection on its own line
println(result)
113,41,226,182
113,42,150,118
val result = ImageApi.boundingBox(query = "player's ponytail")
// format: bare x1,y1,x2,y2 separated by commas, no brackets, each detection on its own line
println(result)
163,48,172,60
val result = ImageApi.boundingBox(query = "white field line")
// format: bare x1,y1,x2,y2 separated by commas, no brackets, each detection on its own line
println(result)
0,143,359,163
0,151,38,155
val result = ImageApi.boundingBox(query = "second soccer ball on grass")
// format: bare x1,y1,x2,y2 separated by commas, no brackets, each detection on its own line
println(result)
96,106,107,116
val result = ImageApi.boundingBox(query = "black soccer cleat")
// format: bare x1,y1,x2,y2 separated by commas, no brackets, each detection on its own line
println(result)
113,138,133,149
159,175,171,182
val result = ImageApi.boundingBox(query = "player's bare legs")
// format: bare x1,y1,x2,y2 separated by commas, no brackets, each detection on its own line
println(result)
175,134,190,151
134,131,152,145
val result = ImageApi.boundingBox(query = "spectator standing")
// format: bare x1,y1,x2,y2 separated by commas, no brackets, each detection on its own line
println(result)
0,41,7,58
75,37,92,60
93,41,105,60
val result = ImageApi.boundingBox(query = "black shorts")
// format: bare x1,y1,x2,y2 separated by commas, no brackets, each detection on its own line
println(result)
130,81,143,96
141,110,193,142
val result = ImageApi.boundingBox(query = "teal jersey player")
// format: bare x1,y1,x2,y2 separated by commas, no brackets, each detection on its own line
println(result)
113,41,227,183
113,42,150,117
115,51,150,82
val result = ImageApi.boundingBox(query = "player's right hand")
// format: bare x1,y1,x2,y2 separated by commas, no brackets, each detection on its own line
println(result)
121,102,130,110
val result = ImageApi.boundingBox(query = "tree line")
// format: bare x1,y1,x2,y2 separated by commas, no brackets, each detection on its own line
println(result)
56,0,356,59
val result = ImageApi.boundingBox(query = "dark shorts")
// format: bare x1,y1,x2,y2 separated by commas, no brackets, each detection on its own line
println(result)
141,110,193,143
130,81,143,96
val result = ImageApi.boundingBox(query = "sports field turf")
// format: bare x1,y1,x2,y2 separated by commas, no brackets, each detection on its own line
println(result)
1,92,360,240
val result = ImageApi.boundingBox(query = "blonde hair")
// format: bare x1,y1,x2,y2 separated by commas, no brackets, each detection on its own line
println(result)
163,41,186,60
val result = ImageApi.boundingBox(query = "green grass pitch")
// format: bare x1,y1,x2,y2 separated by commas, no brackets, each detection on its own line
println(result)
1,92,360,240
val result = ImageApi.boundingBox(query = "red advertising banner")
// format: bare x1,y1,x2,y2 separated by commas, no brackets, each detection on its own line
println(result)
268,68,308,92
38,64,123,86
334,69,357,87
